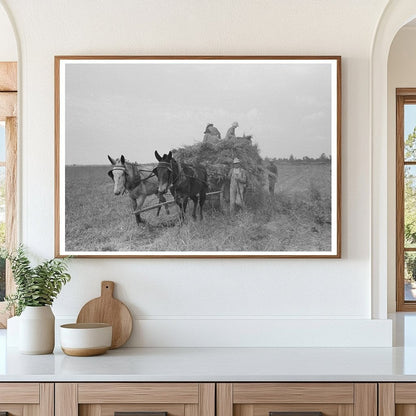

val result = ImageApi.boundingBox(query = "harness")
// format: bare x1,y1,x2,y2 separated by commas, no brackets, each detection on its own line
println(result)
156,161,173,171
111,165,126,172
110,164,156,194
138,169,157,182
156,161,177,186
156,160,208,188
111,164,156,182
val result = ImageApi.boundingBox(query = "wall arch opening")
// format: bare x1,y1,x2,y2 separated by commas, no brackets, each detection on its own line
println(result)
371,1,416,320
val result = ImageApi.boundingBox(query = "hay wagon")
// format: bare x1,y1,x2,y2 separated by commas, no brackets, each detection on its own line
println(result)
133,136,269,216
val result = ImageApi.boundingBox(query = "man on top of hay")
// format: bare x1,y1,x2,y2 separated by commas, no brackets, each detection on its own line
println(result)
229,157,247,215
203,123,221,144
225,121,239,140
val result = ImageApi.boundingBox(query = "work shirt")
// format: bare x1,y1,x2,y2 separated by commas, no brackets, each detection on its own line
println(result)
225,126,237,140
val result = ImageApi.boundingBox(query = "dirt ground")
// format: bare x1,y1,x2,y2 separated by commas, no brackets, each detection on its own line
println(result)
64,162,332,253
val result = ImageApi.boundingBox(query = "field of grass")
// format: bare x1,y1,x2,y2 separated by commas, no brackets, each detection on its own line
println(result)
65,162,332,252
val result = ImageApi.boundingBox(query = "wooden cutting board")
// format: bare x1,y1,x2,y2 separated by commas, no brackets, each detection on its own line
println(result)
76,281,133,349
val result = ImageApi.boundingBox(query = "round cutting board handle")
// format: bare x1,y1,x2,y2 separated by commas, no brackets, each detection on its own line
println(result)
101,281,115,298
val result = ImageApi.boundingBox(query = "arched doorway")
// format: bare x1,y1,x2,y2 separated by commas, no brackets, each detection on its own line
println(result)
371,1,416,318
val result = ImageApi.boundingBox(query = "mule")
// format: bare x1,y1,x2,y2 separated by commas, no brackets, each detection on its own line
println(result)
108,155,169,225
154,151,208,221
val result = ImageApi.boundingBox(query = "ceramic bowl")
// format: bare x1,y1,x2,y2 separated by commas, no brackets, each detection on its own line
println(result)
60,323,112,356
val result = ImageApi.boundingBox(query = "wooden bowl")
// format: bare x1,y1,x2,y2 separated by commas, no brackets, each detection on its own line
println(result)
60,323,112,356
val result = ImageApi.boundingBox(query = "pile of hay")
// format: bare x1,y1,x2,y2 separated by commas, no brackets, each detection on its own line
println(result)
172,137,265,190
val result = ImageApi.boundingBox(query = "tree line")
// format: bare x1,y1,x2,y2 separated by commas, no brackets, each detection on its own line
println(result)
270,153,332,163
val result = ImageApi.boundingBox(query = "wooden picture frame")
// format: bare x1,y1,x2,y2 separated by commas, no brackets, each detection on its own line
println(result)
55,56,341,258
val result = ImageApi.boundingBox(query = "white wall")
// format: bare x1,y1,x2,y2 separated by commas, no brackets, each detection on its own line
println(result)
387,26,416,312
0,0,393,347
0,3,16,61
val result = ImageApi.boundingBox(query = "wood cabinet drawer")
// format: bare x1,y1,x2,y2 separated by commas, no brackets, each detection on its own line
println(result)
379,383,416,415
56,383,215,416
78,383,200,404
218,383,376,416
0,383,53,415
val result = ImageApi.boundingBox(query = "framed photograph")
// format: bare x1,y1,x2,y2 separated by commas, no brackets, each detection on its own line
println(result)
55,56,341,258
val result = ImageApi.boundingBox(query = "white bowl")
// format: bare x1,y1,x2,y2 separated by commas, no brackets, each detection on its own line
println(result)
60,323,112,356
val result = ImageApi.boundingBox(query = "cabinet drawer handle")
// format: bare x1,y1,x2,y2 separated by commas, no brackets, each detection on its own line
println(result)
270,413,323,416
115,412,168,416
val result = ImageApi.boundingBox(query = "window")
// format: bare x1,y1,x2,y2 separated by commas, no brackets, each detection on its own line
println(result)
396,89,416,310
0,62,17,326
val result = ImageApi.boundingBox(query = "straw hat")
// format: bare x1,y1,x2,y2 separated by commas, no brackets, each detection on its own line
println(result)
233,158,241,164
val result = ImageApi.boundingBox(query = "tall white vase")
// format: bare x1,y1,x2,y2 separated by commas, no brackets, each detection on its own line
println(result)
19,306,55,354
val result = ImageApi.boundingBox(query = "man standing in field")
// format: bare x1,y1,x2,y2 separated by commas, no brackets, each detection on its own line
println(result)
267,161,278,194
229,157,247,215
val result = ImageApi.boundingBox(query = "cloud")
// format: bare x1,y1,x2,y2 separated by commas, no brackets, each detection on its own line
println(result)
301,111,326,123
246,108,261,121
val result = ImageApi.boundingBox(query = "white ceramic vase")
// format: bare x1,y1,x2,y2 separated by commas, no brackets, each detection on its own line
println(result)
19,306,55,354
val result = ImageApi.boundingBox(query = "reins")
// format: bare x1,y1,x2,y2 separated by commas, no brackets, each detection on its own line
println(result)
140,171,156,181
156,160,208,187
113,160,207,186
111,163,156,187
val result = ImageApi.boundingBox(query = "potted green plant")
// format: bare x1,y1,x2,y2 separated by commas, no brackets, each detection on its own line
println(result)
4,246,71,354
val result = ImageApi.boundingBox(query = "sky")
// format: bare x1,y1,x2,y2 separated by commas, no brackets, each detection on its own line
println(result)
405,104,416,140
64,60,333,165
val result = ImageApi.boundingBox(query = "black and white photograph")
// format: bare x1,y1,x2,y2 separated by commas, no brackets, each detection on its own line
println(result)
55,56,341,257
